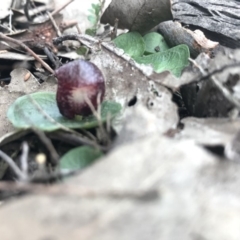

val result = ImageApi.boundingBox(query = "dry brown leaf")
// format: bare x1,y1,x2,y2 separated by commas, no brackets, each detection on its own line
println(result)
181,48,240,117
113,98,178,147
179,117,240,146
101,0,172,33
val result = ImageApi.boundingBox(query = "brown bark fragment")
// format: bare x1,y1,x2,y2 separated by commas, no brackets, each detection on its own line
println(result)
172,0,240,48
158,21,218,57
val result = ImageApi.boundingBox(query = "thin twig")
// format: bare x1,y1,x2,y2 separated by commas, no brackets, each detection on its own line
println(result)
189,58,240,110
20,142,29,176
46,131,107,151
60,20,81,34
0,150,27,181
81,129,98,142
47,11,61,37
111,18,119,40
106,112,112,134
0,33,54,74
24,0,33,22
75,24,81,34
8,10,14,33
196,62,240,83
44,46,61,68
53,34,95,50
99,24,111,39
32,128,59,166
53,34,80,45
84,94,110,145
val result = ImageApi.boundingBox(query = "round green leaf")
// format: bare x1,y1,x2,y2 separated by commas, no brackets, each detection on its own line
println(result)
7,92,121,131
143,32,169,54
76,46,88,55
85,28,97,36
60,146,103,170
135,44,190,77
113,32,145,58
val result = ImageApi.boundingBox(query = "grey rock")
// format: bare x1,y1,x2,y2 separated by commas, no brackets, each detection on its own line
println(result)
1,135,240,240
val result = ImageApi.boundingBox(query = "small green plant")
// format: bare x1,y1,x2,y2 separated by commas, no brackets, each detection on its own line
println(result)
7,92,122,131
85,1,102,36
113,32,190,77
6,91,121,172
60,146,103,171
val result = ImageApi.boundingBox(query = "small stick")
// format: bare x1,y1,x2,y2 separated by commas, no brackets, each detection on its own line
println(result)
24,0,33,22
99,24,111,39
47,131,107,151
8,10,14,33
0,150,27,181
111,18,119,40
44,46,61,68
53,33,82,45
81,129,98,142
20,142,29,176
84,94,110,145
75,24,81,34
0,33,54,74
47,11,62,37
60,20,80,32
197,62,240,83
32,128,59,166
189,58,240,110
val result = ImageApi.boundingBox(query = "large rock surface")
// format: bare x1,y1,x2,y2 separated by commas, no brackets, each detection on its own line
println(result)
1,135,240,240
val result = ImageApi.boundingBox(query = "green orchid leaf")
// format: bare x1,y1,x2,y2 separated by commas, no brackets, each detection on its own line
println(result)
7,92,121,131
60,146,103,171
113,32,145,58
135,44,190,77
143,32,169,54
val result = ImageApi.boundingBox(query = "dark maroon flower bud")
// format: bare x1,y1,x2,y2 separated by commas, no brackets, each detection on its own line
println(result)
55,59,105,119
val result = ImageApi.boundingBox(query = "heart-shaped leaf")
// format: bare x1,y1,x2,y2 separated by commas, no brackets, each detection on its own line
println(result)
134,44,190,77
143,32,169,54
113,32,145,58
7,92,121,131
